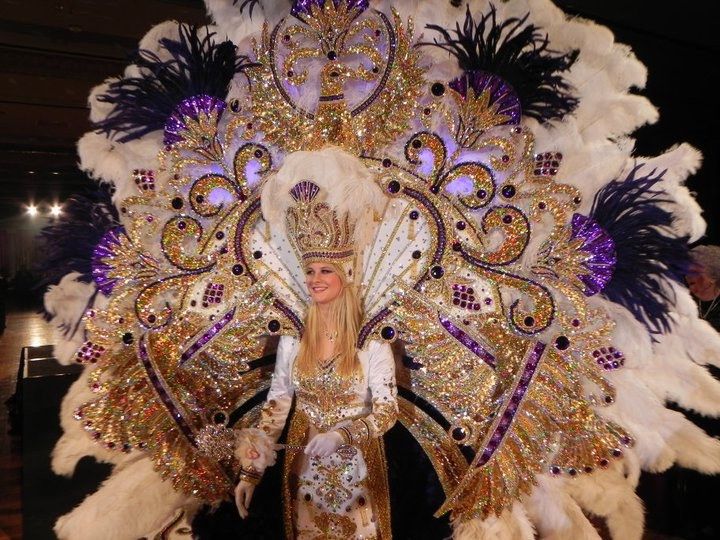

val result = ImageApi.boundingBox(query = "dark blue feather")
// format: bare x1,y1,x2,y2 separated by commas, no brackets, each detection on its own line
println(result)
590,165,691,334
232,0,262,17
35,183,120,289
94,23,257,143
421,4,579,123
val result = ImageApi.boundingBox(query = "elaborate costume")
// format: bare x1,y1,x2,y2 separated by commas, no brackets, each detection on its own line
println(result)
41,1,720,539
253,336,396,538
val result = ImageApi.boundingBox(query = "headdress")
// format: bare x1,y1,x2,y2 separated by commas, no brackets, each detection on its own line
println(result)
285,180,356,280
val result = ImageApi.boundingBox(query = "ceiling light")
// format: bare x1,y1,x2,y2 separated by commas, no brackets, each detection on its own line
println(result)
50,204,62,218
27,205,38,217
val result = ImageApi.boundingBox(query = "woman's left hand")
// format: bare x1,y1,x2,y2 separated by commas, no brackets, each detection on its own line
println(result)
304,431,344,457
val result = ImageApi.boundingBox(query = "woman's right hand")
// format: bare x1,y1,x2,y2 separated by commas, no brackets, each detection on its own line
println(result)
234,480,256,519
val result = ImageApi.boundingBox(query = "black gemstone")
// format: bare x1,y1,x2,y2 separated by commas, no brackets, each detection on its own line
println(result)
213,412,227,424
122,332,134,345
501,185,516,198
476,189,487,199
409,210,419,220
215,231,225,240
230,99,241,112
387,180,400,194
411,139,422,149
523,316,535,327
451,427,466,441
253,250,263,259
382,158,392,168
412,250,422,259
147,314,156,323
456,221,466,230
431,82,445,96
452,242,461,252
268,319,281,333
430,185,440,194
171,197,183,209
327,50,337,60
430,266,444,279
254,149,263,158
196,195,205,203
555,336,570,350
380,326,396,340
232,264,244,275
502,215,513,224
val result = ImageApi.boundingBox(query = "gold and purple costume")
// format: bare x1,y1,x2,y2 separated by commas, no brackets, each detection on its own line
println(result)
250,336,397,539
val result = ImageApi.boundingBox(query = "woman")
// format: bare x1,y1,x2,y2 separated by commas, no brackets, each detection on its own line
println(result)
233,175,398,539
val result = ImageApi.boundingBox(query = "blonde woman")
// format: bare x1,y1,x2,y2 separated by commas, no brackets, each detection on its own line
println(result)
233,169,398,538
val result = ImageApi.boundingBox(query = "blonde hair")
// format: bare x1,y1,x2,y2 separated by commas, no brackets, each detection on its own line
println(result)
296,263,362,377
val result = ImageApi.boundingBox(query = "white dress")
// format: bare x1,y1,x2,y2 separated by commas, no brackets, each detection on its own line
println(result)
250,336,398,539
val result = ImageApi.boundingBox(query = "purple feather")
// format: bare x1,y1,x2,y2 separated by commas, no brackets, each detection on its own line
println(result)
589,165,691,334
94,24,257,143
421,4,579,123
36,184,120,289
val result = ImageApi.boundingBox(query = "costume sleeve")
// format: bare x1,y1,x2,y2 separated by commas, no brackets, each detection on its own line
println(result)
344,340,398,445
235,335,296,477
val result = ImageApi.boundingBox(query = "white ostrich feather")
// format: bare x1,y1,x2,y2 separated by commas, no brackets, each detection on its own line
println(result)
54,457,195,540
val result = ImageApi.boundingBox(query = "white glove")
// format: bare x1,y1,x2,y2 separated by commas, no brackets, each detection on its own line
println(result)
234,480,256,519
304,431,344,458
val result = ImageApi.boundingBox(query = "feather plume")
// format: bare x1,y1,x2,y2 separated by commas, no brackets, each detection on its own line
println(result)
590,165,691,334
94,23,257,142
54,457,194,540
36,184,120,290
422,4,579,123
232,0,262,17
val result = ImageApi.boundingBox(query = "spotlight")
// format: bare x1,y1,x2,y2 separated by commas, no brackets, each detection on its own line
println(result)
26,204,38,217
50,204,62,218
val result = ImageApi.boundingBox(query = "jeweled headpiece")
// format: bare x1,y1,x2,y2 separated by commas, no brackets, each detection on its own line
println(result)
285,180,356,276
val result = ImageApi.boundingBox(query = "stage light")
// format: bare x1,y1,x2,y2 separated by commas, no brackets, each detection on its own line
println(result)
50,204,62,218
26,204,38,217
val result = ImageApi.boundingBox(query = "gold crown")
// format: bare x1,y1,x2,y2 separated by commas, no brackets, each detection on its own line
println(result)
286,181,355,271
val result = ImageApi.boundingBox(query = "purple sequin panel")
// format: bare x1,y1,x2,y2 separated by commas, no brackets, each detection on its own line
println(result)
179,308,236,366
449,70,521,126
164,95,226,146
92,226,126,295
139,336,196,444
439,315,496,369
571,213,617,296
476,342,545,467
291,0,369,19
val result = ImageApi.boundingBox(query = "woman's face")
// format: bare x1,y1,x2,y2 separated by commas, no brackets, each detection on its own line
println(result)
305,262,344,305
